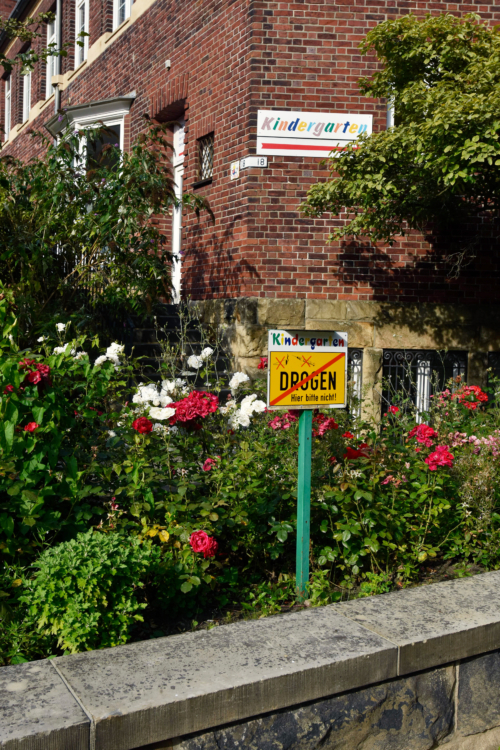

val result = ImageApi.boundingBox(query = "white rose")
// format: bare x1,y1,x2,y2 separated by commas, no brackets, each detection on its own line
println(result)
252,399,266,414
56,322,68,332
149,406,176,420
187,355,203,369
53,345,68,355
37,336,47,343
161,378,186,393
229,372,250,391
200,347,214,361
94,355,108,366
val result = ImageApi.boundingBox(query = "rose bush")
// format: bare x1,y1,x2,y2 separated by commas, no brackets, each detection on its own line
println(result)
1,292,499,664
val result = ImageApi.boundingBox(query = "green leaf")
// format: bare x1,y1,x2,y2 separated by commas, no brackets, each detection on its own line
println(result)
180,581,193,593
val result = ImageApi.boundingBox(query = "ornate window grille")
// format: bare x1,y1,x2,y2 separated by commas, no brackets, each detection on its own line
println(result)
381,349,467,418
347,348,363,418
197,133,214,181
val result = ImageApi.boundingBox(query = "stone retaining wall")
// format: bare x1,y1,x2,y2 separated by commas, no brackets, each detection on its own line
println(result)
3,572,500,750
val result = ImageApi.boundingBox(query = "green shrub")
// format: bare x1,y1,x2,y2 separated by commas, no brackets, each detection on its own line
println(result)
21,531,160,653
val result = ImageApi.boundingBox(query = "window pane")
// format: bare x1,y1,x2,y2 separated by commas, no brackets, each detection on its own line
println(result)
86,124,121,171
118,0,126,25
198,134,214,181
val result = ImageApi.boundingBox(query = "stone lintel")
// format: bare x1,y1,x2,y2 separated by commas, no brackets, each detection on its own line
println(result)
339,571,500,675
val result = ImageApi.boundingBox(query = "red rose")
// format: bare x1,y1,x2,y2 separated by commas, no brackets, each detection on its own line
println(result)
342,431,354,439
169,391,219,428
387,405,400,414
408,424,438,448
257,357,268,370
189,530,210,553
3,385,14,394
189,530,218,557
425,445,454,471
25,370,42,385
19,358,36,370
344,443,370,460
203,537,218,558
24,422,39,432
132,417,153,434
312,412,338,437
203,458,216,472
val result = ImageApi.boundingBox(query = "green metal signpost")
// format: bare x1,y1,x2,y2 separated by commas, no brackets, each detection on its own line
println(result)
296,410,312,601
266,328,348,602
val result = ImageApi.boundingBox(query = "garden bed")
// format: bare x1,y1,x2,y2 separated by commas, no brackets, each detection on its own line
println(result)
1,293,499,665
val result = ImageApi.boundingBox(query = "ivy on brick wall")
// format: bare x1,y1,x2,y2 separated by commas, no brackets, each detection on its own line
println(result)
301,13,500,273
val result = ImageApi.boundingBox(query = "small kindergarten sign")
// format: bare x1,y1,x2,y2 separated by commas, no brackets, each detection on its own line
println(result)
267,329,347,410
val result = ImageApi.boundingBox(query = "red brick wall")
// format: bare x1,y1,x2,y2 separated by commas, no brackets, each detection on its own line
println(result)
2,0,500,305
0,0,15,21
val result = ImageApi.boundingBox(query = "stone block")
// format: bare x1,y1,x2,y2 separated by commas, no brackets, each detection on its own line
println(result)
305,320,373,348
264,299,305,328
457,650,500,736
468,351,488,388
305,299,347,322
346,300,385,322
359,348,383,421
54,605,397,750
439,725,500,750
339,571,500,675
0,660,89,750
373,322,478,350
168,665,454,750
229,321,267,358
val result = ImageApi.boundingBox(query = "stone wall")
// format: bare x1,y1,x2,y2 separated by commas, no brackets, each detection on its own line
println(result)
146,654,500,750
4,572,500,750
195,297,500,418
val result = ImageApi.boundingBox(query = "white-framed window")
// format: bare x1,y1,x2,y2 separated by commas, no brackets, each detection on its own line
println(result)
113,0,132,30
4,76,11,141
22,70,32,123
46,16,58,99
45,95,135,167
171,118,185,303
75,0,89,67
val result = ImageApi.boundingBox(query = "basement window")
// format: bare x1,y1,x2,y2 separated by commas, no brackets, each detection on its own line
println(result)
381,349,468,419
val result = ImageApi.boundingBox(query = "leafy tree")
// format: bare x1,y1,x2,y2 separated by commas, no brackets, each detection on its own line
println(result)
301,13,500,271
0,121,209,340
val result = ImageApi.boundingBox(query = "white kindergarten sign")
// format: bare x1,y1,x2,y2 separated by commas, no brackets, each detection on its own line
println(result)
257,110,373,158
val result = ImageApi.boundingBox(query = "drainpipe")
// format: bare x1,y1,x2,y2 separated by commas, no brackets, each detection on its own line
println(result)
54,0,62,114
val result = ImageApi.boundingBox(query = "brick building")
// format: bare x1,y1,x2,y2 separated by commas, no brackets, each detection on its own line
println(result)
2,0,500,416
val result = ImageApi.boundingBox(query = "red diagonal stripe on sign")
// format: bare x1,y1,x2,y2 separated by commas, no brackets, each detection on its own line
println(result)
270,353,345,406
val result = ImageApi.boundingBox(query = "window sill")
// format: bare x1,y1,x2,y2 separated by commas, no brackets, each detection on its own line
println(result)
106,17,130,43
192,178,213,189
68,60,88,81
